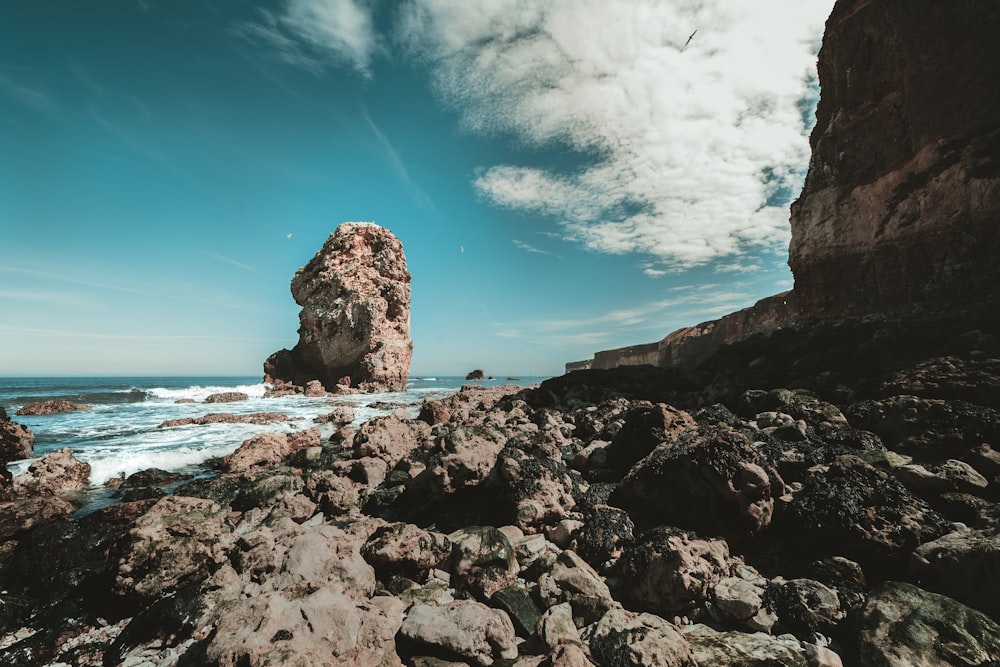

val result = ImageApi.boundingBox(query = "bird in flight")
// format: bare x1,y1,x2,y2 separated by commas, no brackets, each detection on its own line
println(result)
684,29,697,49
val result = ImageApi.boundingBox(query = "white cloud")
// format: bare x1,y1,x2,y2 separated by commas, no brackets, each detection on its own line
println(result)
237,0,382,77
396,0,829,269
203,251,258,273
512,239,554,255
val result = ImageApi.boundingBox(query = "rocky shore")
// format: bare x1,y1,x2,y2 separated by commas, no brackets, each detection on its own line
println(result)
1,305,999,666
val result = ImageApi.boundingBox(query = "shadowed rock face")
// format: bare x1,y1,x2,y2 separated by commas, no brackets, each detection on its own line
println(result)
789,0,1000,317
265,222,412,392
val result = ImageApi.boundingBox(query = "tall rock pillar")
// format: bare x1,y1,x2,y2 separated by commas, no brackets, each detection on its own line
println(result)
265,222,412,393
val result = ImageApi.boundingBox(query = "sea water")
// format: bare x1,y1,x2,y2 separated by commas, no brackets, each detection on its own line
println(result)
1,375,545,487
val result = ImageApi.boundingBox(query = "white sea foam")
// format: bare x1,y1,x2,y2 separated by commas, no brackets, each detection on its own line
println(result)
146,383,269,402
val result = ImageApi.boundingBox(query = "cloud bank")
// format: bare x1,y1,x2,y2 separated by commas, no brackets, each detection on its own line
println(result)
255,0,831,271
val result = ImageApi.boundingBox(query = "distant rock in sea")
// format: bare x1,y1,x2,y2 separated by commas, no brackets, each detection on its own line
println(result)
465,369,485,381
265,222,412,394
16,400,91,416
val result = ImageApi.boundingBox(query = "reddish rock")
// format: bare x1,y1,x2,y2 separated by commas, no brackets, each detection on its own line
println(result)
16,400,91,416
607,402,697,469
264,222,412,393
400,600,518,666
353,414,431,468
12,448,91,497
203,392,249,404
313,405,356,425
0,407,34,463
588,606,695,667
110,495,234,601
361,522,452,582
158,412,288,428
221,428,321,472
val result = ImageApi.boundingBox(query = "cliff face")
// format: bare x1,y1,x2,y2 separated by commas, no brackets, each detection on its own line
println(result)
789,0,1000,316
265,222,412,393
574,0,1000,373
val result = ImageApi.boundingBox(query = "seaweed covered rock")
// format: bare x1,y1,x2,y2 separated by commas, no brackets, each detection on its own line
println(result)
606,403,696,470
911,527,1000,620
618,527,735,618
781,456,948,574
858,582,1000,667
613,425,775,538
361,522,452,583
684,624,808,667
586,606,695,667
448,525,518,601
491,445,576,533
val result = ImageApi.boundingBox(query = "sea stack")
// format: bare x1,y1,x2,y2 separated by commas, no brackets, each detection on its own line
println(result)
265,222,412,393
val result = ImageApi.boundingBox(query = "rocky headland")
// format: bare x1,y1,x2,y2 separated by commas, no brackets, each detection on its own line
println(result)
264,222,413,395
2,1,1000,665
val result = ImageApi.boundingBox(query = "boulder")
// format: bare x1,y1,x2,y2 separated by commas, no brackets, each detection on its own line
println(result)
353,414,431,468
619,526,735,618
361,522,452,582
399,600,518,666
12,448,91,497
448,525,518,600
613,425,775,539
492,445,576,533
15,400,90,415
684,624,807,667
0,407,33,463
586,606,695,667
911,527,1000,620
264,222,412,393
221,428,321,472
607,403,696,470
858,581,1000,667
203,392,248,404
110,495,234,601
466,369,485,381
538,550,614,624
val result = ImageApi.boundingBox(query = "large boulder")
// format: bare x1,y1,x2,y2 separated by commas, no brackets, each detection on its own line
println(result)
0,407,33,464
264,222,412,393
12,448,91,498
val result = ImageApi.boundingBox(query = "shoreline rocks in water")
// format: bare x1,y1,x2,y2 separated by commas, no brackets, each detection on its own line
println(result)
264,222,413,395
15,400,91,416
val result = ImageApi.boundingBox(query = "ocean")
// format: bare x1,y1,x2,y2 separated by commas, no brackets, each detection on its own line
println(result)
2,375,545,498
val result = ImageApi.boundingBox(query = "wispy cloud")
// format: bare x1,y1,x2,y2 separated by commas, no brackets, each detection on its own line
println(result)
236,0,383,78
0,70,57,114
0,266,145,294
203,251,258,273
396,0,828,271
512,239,555,256
361,105,436,212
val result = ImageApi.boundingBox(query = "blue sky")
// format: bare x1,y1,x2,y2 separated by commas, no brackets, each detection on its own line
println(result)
1,0,831,378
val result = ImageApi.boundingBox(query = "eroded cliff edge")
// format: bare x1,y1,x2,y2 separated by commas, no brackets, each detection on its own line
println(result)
577,0,1000,373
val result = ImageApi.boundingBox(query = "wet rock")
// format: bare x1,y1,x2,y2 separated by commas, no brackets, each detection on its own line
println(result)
466,369,485,381
16,400,90,415
12,448,90,497
763,578,844,644
606,403,696,470
0,407,33,464
361,522,452,583
613,425,775,538
158,412,288,428
492,585,543,638
911,527,1000,620
858,581,1000,667
203,392,249,403
221,428,322,472
684,624,807,666
313,405,356,425
110,495,234,602
399,600,517,666
805,556,867,613
448,526,518,600
573,505,634,573
586,606,695,667
619,526,734,618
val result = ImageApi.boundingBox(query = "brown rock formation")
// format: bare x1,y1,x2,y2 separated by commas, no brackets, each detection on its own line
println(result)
0,407,34,463
789,0,1000,317
16,400,91,416
265,222,412,393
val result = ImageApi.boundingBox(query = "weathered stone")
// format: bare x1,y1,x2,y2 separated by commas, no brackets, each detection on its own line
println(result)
203,392,249,404
158,412,288,428
493,445,577,534
264,222,412,392
613,425,774,539
587,606,695,667
15,400,90,416
448,525,517,600
0,407,33,464
12,448,91,498
492,585,543,638
400,600,517,666
361,522,451,582
606,403,696,470
354,414,431,468
684,624,807,667
858,582,1000,667
911,527,1000,620
538,550,614,624
619,526,734,618
110,495,234,601
538,602,582,652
